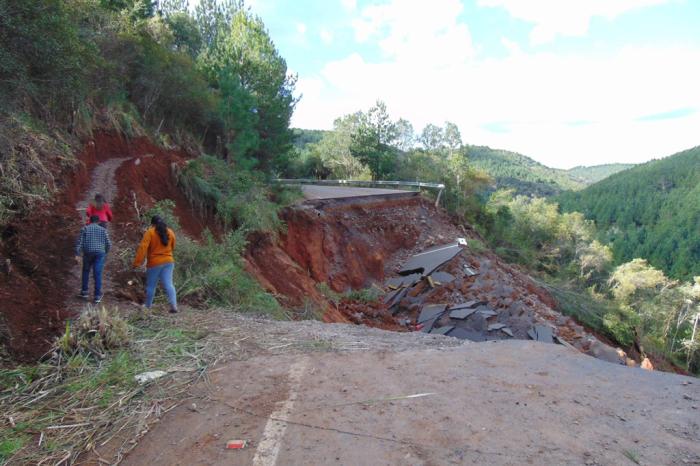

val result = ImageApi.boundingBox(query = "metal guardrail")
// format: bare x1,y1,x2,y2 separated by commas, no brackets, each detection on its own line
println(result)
274,179,446,206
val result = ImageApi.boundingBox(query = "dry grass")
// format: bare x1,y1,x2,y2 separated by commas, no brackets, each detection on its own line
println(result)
0,306,230,465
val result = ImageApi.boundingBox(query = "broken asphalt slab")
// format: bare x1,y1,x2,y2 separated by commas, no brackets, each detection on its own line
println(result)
528,325,554,343
418,304,448,333
449,300,485,310
448,308,478,320
398,243,463,277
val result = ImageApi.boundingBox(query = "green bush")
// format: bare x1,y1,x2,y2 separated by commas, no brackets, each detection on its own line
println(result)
175,230,282,314
178,155,286,233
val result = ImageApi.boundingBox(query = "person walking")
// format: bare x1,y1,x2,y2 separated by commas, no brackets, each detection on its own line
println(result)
85,193,113,227
75,214,111,304
132,215,177,313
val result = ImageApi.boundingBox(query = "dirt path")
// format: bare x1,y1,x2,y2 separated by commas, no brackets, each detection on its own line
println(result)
70,157,131,304
118,315,700,466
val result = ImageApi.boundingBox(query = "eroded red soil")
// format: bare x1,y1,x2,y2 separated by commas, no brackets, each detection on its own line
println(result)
0,133,209,360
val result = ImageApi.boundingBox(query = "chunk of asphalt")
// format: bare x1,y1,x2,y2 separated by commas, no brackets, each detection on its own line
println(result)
527,328,537,340
399,243,463,277
430,271,456,284
447,327,486,342
386,273,422,290
501,327,514,337
534,325,554,343
476,307,497,318
463,265,479,276
449,300,484,310
430,325,455,335
383,287,403,305
449,308,477,320
488,323,506,331
420,316,440,333
417,304,448,324
388,288,408,314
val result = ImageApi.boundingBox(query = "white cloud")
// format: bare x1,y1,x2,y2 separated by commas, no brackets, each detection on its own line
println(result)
478,0,672,44
351,0,473,65
341,0,357,11
296,22,307,35
320,28,334,45
293,40,700,167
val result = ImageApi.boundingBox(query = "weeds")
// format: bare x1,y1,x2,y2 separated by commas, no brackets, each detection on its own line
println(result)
316,283,382,305
176,155,288,233
0,308,226,465
175,231,282,314
57,307,130,357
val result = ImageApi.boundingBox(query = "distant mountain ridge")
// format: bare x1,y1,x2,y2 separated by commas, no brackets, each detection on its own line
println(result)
565,164,636,184
558,146,700,280
465,144,582,196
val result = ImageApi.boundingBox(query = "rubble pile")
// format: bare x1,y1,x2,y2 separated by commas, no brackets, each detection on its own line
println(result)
384,240,637,366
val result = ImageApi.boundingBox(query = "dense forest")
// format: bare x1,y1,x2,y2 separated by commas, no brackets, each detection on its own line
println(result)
558,147,700,281
465,145,584,196
565,163,635,184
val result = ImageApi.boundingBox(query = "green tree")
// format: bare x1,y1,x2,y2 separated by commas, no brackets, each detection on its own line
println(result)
199,8,297,167
349,101,398,180
307,113,370,179
419,123,444,151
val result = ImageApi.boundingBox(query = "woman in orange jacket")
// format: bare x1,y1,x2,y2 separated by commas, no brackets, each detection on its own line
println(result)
133,215,177,313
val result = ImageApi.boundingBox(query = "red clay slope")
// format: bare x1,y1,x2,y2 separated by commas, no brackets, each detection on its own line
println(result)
0,133,208,361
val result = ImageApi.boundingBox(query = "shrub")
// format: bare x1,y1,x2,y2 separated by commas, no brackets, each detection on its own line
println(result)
175,230,282,314
177,155,287,233
57,307,130,357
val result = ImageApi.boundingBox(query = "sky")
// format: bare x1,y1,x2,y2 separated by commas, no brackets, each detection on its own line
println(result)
212,0,699,168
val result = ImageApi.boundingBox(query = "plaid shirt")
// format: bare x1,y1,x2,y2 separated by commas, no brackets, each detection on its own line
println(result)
75,223,111,255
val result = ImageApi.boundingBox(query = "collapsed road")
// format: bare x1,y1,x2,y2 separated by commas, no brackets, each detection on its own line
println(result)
247,185,637,368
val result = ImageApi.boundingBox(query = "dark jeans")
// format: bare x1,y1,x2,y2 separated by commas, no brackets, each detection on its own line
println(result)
81,252,106,296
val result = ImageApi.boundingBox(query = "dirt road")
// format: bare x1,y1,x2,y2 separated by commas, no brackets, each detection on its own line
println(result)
122,332,700,466
70,157,130,304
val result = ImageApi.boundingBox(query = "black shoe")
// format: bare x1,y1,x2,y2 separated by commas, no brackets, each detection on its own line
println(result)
78,292,88,299
169,306,178,314
94,294,104,304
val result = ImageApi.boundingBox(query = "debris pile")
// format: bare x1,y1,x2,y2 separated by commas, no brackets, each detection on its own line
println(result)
384,240,633,365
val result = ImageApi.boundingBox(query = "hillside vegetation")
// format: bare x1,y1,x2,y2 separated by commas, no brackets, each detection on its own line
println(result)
0,0,296,225
565,163,635,184
465,145,585,196
558,147,700,280
290,132,628,197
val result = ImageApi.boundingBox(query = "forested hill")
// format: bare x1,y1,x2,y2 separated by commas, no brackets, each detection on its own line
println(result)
565,164,635,184
558,147,700,280
464,145,585,196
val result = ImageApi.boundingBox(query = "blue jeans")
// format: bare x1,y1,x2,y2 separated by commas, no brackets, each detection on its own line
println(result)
81,252,106,296
145,262,177,308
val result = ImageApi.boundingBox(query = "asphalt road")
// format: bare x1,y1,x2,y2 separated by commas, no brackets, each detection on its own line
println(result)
122,340,700,466
301,184,414,200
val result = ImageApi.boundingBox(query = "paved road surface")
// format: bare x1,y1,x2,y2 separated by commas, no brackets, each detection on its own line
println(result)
122,340,700,466
301,184,415,200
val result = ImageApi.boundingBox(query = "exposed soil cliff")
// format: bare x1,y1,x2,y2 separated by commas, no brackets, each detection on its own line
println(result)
0,133,209,360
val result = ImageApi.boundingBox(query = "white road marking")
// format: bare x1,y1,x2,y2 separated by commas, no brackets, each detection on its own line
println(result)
412,244,460,257
252,358,308,466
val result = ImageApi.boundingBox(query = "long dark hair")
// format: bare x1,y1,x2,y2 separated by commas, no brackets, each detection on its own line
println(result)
151,215,170,246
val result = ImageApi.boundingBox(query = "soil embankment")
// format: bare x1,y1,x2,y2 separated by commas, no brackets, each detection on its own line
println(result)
0,133,208,360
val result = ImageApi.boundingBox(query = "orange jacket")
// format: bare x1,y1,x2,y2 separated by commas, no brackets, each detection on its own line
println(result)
133,226,176,268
